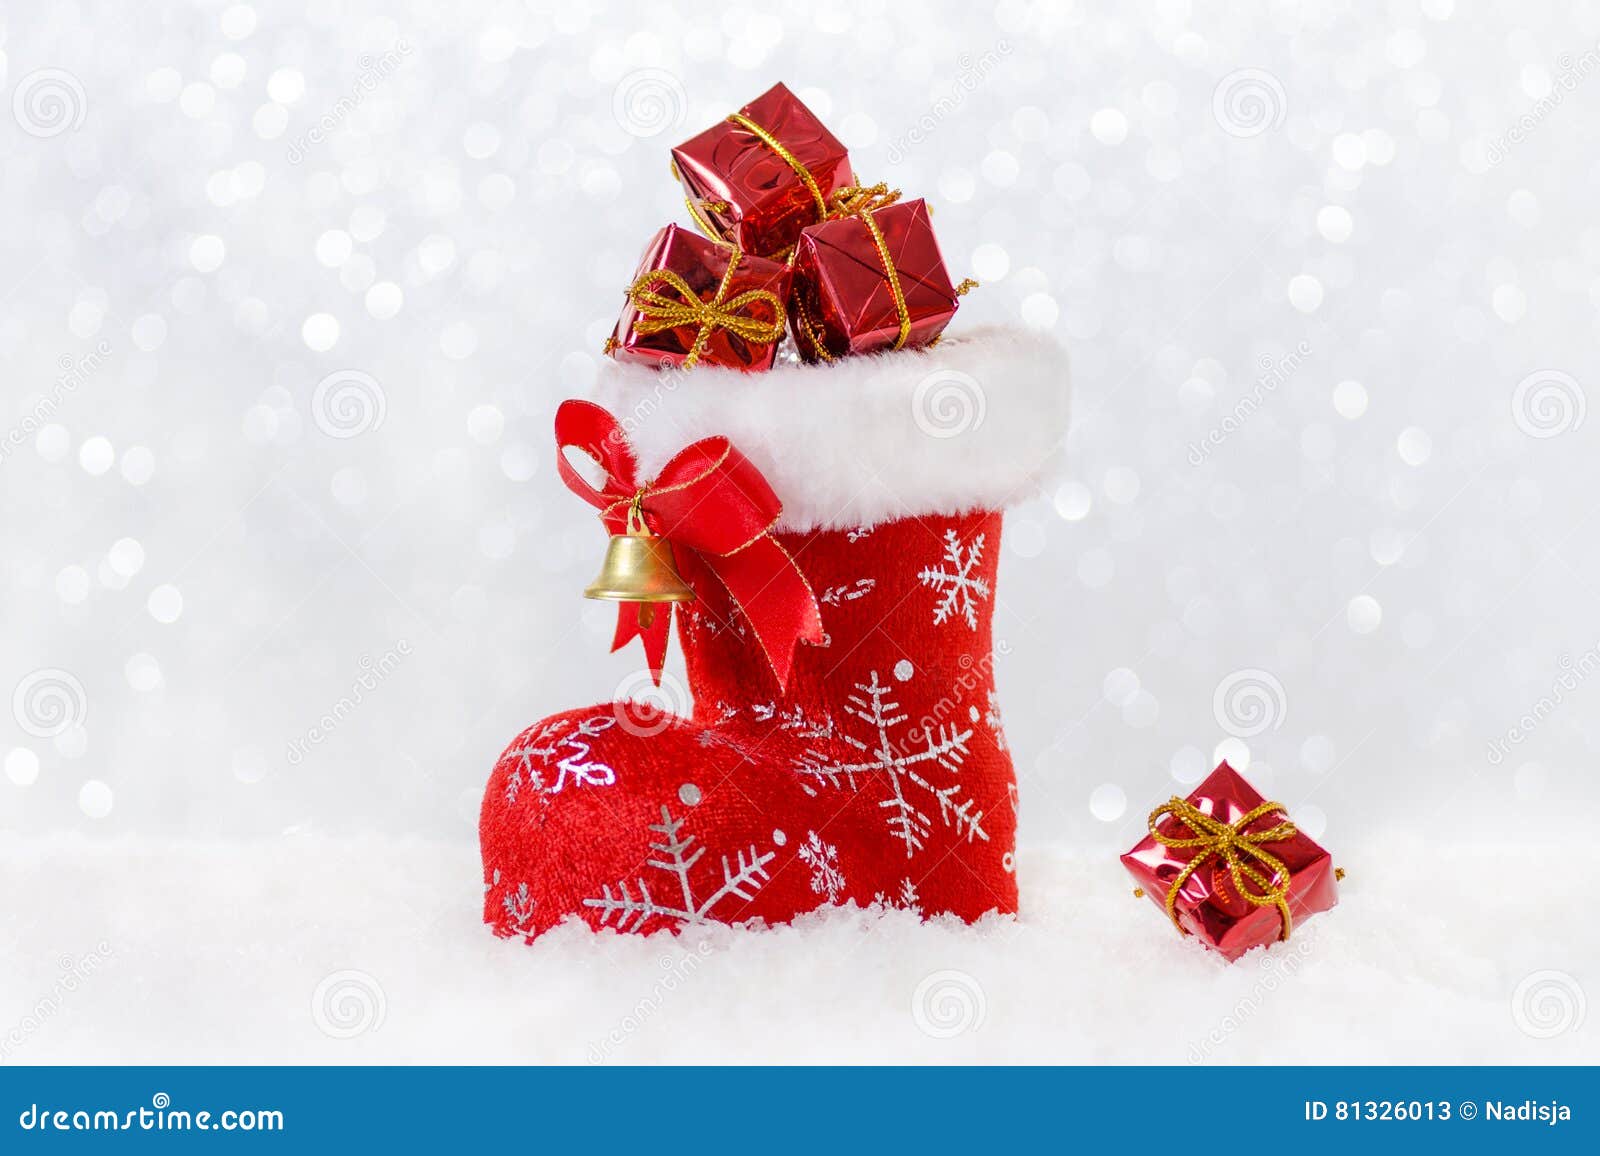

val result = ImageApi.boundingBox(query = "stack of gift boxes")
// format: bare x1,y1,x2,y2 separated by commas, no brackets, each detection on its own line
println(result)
606,83,975,373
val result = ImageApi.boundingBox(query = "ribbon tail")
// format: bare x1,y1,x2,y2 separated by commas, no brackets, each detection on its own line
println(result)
610,602,673,686
707,537,823,691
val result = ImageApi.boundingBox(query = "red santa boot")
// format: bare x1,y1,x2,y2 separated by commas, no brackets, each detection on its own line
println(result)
480,326,1067,941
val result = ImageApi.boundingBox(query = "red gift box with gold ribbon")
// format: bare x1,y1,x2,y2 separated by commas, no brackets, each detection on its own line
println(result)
670,82,854,261
606,224,791,373
788,195,970,363
1121,762,1340,961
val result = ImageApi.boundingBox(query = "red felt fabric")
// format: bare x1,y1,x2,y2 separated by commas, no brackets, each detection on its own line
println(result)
480,510,1017,941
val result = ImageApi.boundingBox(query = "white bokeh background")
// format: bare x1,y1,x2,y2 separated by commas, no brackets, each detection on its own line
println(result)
2,1,1596,1062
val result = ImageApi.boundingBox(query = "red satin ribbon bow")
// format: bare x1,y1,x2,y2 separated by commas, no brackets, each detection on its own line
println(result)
555,399,823,689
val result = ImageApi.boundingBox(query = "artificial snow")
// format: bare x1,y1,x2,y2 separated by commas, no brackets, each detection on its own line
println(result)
2,817,1592,1064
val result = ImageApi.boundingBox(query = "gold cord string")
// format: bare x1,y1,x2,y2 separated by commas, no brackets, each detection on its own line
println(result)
821,184,912,350
671,156,733,245
726,111,830,222
625,490,649,535
792,291,835,363
855,207,912,350
788,184,914,359
826,182,901,218
623,249,785,369
1147,796,1299,943
683,195,731,243
921,279,978,348
674,114,836,247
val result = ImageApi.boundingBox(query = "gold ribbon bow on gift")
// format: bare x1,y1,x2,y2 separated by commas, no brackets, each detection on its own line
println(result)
1147,796,1299,943
623,249,785,370
826,181,902,218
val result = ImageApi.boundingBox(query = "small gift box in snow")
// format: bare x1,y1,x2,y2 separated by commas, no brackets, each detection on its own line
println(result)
1120,762,1340,962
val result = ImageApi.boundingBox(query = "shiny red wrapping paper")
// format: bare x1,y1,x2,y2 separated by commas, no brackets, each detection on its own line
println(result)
607,224,791,373
670,82,853,260
1120,762,1339,962
788,198,961,362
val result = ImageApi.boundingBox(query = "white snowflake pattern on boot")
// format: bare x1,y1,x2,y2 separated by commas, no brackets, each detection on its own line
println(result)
500,881,538,940
796,831,845,901
793,670,988,858
918,529,990,630
985,687,1007,750
547,717,620,793
873,877,923,913
582,805,778,931
502,719,564,802
818,578,875,606
504,716,620,801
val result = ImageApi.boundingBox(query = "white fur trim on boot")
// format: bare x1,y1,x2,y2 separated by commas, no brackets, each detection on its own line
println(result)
587,324,1070,532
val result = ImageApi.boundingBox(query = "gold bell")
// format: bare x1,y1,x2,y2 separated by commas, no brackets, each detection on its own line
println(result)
583,500,694,627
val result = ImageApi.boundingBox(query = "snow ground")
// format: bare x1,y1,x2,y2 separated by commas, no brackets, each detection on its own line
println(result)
3,822,1593,1065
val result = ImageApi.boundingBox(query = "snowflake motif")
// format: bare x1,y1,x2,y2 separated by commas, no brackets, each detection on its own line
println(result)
796,831,846,901
548,716,619,792
749,701,834,738
691,602,748,639
985,688,1007,751
503,716,618,802
873,877,922,913
793,670,988,858
502,719,565,802
782,705,836,738
783,709,834,740
500,881,537,940
917,529,990,630
582,806,778,932
846,526,874,543
819,578,875,606
695,727,750,757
